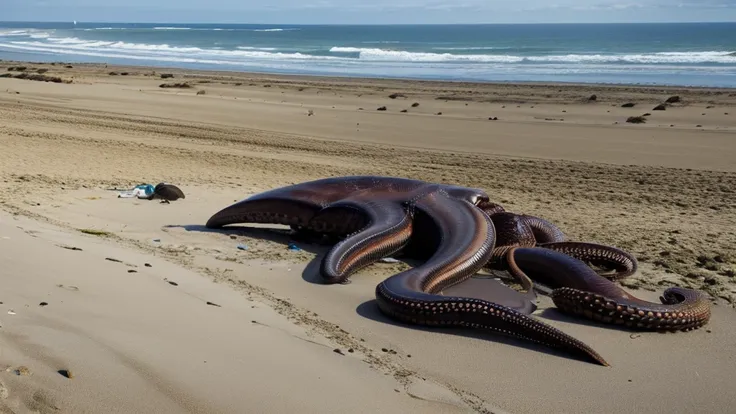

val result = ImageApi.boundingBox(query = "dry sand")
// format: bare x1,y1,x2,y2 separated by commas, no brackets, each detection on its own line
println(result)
1,61,736,413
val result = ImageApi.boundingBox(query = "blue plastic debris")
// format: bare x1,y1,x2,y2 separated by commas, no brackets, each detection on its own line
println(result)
287,242,301,251
237,244,248,251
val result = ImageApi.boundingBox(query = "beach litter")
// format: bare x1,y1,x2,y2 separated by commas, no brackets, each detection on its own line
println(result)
237,244,248,251
379,257,400,263
117,183,186,201
118,184,155,199
287,242,301,251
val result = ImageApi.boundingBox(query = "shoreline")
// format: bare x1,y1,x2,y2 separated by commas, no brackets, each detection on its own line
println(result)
1,58,735,413
4,58,736,92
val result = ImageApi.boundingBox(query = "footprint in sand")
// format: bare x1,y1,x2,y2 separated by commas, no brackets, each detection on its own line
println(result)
26,389,60,413
0,379,8,399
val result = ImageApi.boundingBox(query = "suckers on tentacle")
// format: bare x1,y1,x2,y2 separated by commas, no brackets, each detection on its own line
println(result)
319,198,415,284
375,191,609,366
506,247,711,331
538,241,638,280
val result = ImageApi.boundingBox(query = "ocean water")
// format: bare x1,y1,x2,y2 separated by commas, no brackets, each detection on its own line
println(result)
1,22,736,87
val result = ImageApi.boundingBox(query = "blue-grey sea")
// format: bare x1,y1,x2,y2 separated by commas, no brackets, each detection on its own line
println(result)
1,22,735,87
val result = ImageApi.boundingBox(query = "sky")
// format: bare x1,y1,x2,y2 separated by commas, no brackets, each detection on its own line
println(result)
3,0,736,24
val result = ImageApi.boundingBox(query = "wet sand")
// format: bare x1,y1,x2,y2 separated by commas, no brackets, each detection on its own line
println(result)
1,60,735,413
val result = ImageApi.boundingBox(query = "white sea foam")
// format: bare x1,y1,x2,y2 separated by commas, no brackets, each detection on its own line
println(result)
329,47,736,64
1,38,343,63
237,46,278,51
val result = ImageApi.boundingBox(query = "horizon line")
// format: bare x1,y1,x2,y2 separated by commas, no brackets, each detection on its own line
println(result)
2,20,735,26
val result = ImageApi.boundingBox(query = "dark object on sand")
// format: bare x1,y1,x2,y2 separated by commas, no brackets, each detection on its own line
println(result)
411,102,420,107
376,106,387,111
588,94,597,101
203,176,711,367
388,93,406,99
665,96,681,104
626,116,646,124
621,102,636,108
159,83,191,89
400,109,408,113
153,183,186,201
160,73,174,79
58,369,74,379
653,104,667,111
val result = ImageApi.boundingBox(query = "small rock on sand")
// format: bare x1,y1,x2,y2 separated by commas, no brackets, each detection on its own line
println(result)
665,96,681,104
58,369,73,379
653,104,667,111
621,102,636,108
376,106,387,111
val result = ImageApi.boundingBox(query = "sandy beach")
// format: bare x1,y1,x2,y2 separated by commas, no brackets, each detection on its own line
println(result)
1,60,735,414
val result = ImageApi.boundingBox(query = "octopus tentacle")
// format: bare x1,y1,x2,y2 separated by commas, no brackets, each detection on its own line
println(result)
506,247,711,331
205,196,323,230
538,241,638,280
519,215,567,243
205,175,430,229
376,191,608,366
318,198,415,284
476,200,506,216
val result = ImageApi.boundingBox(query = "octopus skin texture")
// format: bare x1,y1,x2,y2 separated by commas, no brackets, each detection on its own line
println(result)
505,247,711,331
206,175,712,366
206,176,608,366
486,211,710,330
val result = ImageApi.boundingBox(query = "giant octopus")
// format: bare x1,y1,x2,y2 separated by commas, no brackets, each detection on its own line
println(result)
206,176,711,366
